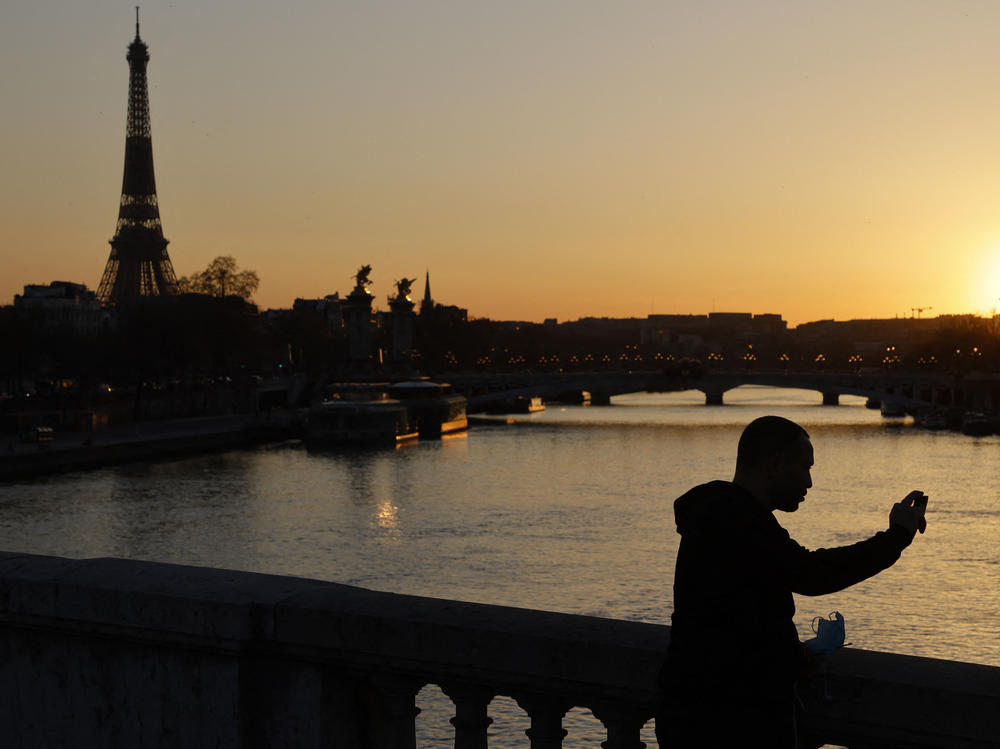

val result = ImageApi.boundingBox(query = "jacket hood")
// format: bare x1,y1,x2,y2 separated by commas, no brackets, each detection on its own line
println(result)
674,480,754,535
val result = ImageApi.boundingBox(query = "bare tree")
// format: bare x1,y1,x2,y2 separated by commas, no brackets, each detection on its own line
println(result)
177,256,260,301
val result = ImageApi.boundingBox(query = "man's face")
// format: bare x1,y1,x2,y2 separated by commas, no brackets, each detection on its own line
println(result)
767,436,813,512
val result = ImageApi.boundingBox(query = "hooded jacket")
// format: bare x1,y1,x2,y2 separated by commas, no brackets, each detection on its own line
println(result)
662,480,913,698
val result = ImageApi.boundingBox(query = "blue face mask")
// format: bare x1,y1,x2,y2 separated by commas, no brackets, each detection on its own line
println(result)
804,611,846,654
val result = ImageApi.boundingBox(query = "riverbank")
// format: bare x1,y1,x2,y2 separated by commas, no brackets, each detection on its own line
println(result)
0,411,301,481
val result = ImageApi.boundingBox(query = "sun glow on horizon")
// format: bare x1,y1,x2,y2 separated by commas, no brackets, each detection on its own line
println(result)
968,242,1000,316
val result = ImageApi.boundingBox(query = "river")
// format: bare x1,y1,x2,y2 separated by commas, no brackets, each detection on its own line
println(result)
1,385,997,746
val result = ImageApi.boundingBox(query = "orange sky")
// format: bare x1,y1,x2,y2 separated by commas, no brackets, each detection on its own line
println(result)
3,1,1000,325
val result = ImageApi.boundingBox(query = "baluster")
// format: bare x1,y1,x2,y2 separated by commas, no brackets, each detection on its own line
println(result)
441,683,494,749
591,702,650,749
514,695,570,749
365,675,423,749
317,671,366,748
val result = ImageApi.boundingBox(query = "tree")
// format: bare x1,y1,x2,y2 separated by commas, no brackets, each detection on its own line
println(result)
177,256,259,301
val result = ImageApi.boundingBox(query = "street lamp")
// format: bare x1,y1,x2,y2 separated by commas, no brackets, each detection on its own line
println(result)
883,345,899,372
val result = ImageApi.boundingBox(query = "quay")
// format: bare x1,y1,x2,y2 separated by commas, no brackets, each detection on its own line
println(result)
0,413,299,481
0,552,996,748
2,380,470,479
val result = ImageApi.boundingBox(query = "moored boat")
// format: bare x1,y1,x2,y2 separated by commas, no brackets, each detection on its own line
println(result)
961,412,996,437
485,395,545,415
880,402,906,418
306,390,416,446
387,380,468,438
306,380,468,446
917,411,948,430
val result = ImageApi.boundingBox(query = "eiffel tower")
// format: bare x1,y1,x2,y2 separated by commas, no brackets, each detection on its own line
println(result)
97,9,178,305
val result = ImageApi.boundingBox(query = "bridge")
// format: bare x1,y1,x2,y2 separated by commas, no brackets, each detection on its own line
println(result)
445,370,1000,415
1,552,995,748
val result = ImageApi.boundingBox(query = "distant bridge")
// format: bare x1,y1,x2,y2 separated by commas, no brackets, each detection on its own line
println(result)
445,370,1000,415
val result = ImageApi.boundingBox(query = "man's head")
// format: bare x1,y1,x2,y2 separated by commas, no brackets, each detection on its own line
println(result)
734,416,813,512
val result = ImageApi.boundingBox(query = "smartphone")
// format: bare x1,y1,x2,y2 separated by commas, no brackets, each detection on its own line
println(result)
914,492,928,533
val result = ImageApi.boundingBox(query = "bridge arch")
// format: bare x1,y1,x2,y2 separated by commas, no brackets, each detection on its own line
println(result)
451,371,958,415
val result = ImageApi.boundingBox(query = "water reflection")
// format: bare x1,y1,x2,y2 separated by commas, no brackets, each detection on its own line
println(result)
347,453,376,507
106,454,261,567
373,499,401,543
439,431,469,446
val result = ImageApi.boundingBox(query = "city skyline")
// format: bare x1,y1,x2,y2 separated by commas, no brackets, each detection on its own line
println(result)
4,2,1000,325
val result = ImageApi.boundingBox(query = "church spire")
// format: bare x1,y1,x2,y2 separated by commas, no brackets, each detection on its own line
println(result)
420,270,434,316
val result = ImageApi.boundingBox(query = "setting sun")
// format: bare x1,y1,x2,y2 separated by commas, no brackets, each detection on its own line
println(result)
971,245,1000,315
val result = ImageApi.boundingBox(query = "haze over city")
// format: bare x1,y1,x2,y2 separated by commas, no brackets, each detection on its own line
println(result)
4,1,1000,325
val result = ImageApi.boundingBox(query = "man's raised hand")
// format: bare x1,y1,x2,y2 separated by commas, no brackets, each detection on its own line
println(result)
890,490,928,537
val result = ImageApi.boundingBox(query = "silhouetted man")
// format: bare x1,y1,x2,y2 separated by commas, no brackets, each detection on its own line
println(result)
656,415,927,748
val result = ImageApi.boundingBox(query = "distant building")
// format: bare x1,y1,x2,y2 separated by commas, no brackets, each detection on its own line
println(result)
752,314,786,335
431,304,468,326
791,316,954,355
14,282,110,334
640,312,786,346
418,271,467,324
292,293,344,333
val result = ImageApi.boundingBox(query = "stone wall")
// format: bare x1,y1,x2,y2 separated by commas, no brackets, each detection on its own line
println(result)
0,552,664,747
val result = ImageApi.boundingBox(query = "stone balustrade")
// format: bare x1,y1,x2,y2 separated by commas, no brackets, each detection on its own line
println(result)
0,551,996,748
